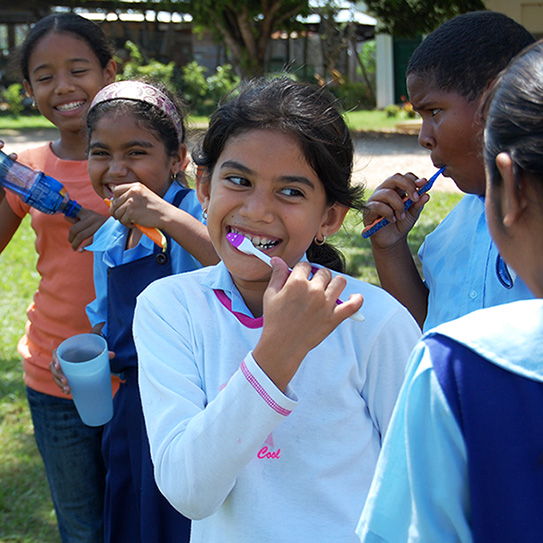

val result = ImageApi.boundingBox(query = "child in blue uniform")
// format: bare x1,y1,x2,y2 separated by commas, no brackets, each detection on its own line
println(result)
357,40,543,543
133,77,421,542
363,11,534,330
52,80,218,542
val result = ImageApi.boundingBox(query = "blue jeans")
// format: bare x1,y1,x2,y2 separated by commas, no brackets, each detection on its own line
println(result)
26,386,106,543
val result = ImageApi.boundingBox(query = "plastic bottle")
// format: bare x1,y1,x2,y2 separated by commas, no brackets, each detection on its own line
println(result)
0,150,81,218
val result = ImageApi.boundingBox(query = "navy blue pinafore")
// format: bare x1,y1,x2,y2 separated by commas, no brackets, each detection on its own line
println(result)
102,189,191,543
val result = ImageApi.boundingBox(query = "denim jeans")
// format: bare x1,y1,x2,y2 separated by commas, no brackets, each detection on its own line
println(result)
26,386,106,543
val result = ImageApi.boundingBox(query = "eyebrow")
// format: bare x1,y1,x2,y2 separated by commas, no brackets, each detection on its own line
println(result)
219,159,316,189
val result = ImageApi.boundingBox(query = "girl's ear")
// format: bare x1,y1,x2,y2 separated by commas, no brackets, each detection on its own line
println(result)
103,59,117,85
495,152,528,228
23,80,35,102
318,203,349,239
170,143,187,178
195,167,211,210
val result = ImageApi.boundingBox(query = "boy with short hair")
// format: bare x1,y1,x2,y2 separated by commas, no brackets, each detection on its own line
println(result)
364,11,534,330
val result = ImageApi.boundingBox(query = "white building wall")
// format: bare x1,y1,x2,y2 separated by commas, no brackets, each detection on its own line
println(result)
375,33,394,109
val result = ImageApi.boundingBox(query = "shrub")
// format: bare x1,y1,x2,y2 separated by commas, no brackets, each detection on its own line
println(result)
384,104,401,118
2,83,25,117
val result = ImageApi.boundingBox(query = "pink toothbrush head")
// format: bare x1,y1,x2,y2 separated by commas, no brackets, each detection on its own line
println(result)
226,232,364,322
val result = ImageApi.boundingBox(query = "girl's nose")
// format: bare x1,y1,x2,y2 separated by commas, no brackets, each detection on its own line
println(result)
418,121,436,150
108,158,128,177
54,71,76,94
239,191,274,223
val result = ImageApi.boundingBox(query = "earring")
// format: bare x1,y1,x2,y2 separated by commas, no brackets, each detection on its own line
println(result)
32,100,36,108
202,208,208,220
314,235,326,246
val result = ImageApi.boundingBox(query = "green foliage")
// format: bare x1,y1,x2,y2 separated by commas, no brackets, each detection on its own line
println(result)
178,61,240,115
364,0,486,38
118,41,176,88
333,81,373,110
186,0,310,76
384,104,401,118
2,83,25,117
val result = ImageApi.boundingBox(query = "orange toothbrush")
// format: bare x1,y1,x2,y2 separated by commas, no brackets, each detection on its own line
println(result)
104,198,167,251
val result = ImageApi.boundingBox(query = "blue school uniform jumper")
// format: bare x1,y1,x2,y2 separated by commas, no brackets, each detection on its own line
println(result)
357,299,543,543
86,185,201,543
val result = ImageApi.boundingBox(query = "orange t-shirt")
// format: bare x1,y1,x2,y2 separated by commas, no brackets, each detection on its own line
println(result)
6,143,118,398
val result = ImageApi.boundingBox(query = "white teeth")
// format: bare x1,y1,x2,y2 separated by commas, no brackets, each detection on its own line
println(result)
230,229,278,249
56,101,84,111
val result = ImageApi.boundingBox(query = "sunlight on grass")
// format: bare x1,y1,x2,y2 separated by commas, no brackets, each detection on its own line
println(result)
0,216,59,543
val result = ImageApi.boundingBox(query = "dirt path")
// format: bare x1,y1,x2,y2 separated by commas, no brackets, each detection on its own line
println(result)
1,128,460,193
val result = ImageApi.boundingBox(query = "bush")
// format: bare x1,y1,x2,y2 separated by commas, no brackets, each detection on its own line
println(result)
333,81,374,111
384,104,401,118
119,41,175,90
2,83,25,117
178,61,239,115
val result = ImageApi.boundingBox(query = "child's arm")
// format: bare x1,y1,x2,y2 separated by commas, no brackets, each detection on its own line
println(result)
253,259,364,392
364,172,431,327
109,183,219,266
0,198,23,253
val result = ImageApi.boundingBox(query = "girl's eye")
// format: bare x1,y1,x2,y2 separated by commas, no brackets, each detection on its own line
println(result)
90,150,108,157
431,108,441,116
72,69,88,76
280,187,305,198
36,75,52,83
225,175,250,187
128,149,146,156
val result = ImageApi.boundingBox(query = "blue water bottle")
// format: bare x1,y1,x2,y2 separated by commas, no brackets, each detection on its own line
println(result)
0,150,81,218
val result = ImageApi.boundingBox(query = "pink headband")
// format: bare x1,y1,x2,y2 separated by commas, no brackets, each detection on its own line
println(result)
90,81,183,141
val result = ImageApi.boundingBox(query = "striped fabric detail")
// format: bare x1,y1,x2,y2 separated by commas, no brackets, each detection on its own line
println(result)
214,290,263,329
241,360,292,416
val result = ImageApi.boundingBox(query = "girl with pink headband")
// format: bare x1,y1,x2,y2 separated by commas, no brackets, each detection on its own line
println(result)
51,79,218,543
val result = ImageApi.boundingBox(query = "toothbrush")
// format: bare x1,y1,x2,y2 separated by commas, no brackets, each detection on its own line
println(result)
227,232,365,322
362,166,445,239
104,198,167,251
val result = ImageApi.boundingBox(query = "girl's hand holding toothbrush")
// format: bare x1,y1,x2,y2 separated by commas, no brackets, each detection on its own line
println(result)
107,183,168,249
253,259,364,392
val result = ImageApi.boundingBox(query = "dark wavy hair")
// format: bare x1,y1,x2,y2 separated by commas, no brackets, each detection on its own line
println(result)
192,76,365,272
483,40,543,188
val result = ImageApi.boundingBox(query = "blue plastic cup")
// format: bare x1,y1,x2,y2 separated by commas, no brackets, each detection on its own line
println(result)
57,333,113,427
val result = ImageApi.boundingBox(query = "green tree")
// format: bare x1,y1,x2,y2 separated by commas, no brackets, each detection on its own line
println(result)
364,0,486,38
187,0,310,77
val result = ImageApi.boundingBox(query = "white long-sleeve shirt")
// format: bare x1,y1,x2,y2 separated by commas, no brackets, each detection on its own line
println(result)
134,261,421,543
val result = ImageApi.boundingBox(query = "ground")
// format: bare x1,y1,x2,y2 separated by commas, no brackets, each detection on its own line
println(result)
1,128,459,193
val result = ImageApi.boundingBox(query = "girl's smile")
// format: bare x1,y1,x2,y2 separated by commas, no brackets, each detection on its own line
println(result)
88,112,184,199
24,32,116,139
197,128,346,310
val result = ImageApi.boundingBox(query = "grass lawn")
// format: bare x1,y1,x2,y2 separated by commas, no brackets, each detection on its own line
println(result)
1,109,409,134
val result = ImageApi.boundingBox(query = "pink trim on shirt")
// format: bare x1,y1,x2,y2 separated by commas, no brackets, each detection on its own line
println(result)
214,290,263,329
241,360,292,417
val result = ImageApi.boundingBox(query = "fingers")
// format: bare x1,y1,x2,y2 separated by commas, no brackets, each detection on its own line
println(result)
364,172,420,224
67,209,107,251
50,351,70,395
363,172,431,246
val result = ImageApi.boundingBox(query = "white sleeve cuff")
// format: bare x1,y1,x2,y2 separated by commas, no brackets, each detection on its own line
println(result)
242,351,298,416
